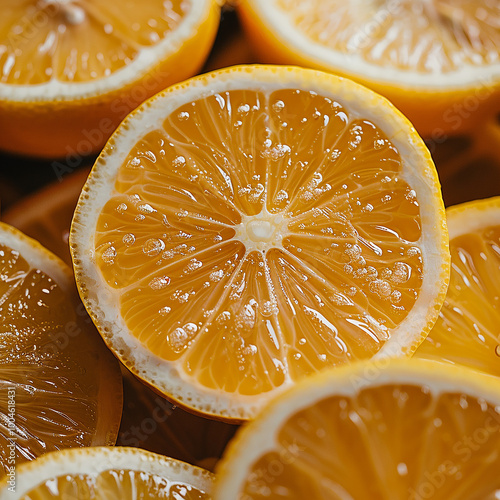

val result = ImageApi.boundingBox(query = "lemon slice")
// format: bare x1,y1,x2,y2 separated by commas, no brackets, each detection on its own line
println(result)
237,0,500,136
0,222,122,476
0,0,220,157
417,196,500,377
214,359,500,499
70,65,449,421
0,446,212,499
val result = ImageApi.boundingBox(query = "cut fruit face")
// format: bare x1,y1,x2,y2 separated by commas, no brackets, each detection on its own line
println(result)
213,359,500,500
0,0,220,158
70,65,449,421
241,0,500,86
0,222,122,477
0,0,215,99
416,196,500,378
0,446,213,499
237,1,500,135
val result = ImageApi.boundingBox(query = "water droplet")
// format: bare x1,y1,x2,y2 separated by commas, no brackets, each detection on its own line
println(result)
178,111,190,121
495,345,500,357
116,203,127,213
184,259,202,274
216,311,231,324
159,306,171,316
173,155,186,168
101,246,117,265
138,203,155,214
122,233,136,246
238,104,250,114
275,189,289,203
261,143,291,160
210,269,224,282
143,238,165,257
391,262,411,284
272,100,285,113
397,463,408,476
127,157,142,169
149,276,170,290
369,279,392,299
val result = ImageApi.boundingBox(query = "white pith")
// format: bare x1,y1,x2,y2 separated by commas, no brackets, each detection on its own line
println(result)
247,0,500,90
0,447,213,499
447,196,500,240
213,359,500,499
0,0,212,102
71,66,449,420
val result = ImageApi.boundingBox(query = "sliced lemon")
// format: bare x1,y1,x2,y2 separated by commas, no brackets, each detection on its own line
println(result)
0,446,212,499
214,359,500,499
237,0,500,137
70,65,449,421
0,0,220,158
417,196,500,377
0,222,122,476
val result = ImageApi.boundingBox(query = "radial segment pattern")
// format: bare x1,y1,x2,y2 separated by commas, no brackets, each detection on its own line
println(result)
95,88,424,396
275,0,500,73
238,383,500,499
0,244,116,476
417,225,500,377
0,0,188,85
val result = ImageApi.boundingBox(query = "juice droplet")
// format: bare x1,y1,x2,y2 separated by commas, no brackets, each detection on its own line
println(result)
495,345,500,357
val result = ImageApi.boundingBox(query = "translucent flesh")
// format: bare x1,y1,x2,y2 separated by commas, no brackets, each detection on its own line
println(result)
20,469,209,500
417,225,500,377
275,0,500,73
95,88,423,396
0,243,104,476
241,384,500,499
0,0,188,84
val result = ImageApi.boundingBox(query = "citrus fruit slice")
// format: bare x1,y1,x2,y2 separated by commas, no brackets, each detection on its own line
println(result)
0,222,122,477
70,65,449,422
0,0,220,158
214,359,500,499
0,446,213,499
416,196,500,377
237,0,500,137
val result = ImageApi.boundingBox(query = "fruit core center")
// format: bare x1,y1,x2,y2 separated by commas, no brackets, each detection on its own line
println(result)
235,211,286,252
247,220,274,242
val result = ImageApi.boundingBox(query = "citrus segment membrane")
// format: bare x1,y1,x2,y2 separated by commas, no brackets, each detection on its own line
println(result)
0,0,189,85
214,361,500,500
72,66,448,419
417,199,500,377
0,224,122,476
